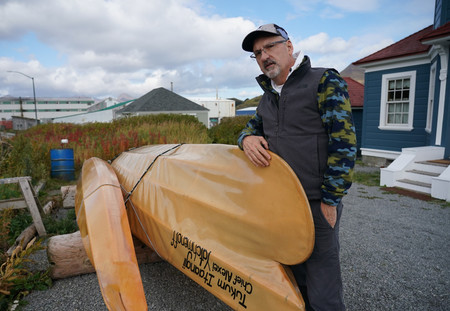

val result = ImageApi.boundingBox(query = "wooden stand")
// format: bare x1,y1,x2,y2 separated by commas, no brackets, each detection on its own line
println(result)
0,177,46,236
2,179,161,280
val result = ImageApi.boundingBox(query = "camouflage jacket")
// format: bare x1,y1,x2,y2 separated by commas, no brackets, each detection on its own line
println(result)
237,59,357,206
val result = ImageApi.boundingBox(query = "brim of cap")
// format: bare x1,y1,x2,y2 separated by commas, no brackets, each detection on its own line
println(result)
242,30,279,52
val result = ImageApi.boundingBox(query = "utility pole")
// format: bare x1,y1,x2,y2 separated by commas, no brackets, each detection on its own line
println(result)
7,70,38,124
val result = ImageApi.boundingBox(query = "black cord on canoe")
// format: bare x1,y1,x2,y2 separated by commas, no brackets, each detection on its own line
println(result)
124,143,184,204
108,147,137,164
125,196,163,258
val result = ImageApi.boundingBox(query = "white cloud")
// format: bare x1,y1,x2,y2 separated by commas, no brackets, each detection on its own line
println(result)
293,32,394,71
297,33,350,54
0,0,259,98
0,0,434,100
0,0,254,69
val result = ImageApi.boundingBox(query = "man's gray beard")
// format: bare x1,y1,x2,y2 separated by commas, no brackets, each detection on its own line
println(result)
264,64,281,80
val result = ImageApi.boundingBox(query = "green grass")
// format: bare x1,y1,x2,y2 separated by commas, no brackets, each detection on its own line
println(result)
0,184,22,200
43,209,78,236
353,170,380,187
437,200,450,209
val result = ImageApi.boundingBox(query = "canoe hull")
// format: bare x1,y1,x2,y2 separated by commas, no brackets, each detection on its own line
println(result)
112,144,314,310
75,157,147,311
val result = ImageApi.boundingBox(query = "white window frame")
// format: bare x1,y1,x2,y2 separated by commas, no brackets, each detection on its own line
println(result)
379,71,416,131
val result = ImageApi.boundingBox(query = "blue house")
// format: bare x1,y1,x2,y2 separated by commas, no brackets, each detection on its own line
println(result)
353,0,450,201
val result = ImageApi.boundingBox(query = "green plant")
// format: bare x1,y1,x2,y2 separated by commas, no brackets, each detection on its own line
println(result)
0,209,14,254
43,209,78,235
0,238,52,310
208,116,252,144
1,114,210,181
0,184,22,201
7,211,33,246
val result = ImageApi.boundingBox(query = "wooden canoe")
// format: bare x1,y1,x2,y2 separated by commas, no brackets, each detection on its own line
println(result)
76,144,314,310
75,157,147,311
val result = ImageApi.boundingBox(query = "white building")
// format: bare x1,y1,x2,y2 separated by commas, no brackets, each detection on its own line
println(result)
190,98,235,128
87,97,119,112
53,100,133,124
0,96,94,121
0,91,236,129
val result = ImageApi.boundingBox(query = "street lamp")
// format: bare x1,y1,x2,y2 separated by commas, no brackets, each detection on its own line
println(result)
7,70,38,124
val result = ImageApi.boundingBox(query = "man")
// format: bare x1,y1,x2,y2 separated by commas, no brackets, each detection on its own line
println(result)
238,24,356,311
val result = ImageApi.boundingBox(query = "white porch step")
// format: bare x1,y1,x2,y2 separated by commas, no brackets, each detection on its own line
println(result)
380,147,449,201
396,179,431,194
414,161,448,174
404,169,440,184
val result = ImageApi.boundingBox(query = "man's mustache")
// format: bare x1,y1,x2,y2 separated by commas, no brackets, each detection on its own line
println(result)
263,59,276,69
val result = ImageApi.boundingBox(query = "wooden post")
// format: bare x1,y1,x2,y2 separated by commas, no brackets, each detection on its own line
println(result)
18,178,46,236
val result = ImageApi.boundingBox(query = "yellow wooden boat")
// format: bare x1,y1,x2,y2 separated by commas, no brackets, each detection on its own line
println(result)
75,144,314,310
75,157,147,311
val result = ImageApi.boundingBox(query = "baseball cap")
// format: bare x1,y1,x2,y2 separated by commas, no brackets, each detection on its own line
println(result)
242,23,289,52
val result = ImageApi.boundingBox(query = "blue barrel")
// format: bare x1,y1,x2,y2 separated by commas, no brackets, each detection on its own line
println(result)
50,149,75,180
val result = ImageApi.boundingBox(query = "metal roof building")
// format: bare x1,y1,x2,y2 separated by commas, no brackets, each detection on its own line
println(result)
117,87,209,127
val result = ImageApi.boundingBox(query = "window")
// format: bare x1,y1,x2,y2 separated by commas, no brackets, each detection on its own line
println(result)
386,78,410,124
379,71,416,131
209,117,219,127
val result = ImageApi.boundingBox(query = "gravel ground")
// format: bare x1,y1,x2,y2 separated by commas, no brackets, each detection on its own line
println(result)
20,167,450,311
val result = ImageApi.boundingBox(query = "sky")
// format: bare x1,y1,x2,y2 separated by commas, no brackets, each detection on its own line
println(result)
0,0,435,101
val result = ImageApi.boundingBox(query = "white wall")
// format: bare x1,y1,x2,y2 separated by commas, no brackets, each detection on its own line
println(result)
53,109,115,123
190,98,235,128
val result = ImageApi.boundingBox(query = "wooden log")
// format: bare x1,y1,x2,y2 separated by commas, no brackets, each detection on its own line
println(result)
48,231,94,279
43,201,55,214
6,224,37,256
48,231,161,279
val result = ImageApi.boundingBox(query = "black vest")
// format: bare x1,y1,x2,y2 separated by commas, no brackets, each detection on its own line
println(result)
256,57,328,200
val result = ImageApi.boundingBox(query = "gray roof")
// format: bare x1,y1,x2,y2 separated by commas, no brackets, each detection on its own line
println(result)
119,87,208,113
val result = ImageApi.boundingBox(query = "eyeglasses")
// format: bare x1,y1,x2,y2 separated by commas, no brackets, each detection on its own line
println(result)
250,39,288,59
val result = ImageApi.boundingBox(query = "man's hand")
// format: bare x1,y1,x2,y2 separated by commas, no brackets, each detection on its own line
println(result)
321,202,337,228
242,135,271,167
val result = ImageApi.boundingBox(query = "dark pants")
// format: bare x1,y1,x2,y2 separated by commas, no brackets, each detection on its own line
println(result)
291,200,345,311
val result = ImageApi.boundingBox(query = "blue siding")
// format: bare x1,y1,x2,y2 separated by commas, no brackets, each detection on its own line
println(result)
443,101,450,158
434,0,450,27
351,108,363,153
361,64,431,152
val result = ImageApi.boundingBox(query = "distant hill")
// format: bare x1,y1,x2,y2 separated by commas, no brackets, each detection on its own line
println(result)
233,95,262,109
117,93,135,102
228,98,244,106
341,64,365,85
